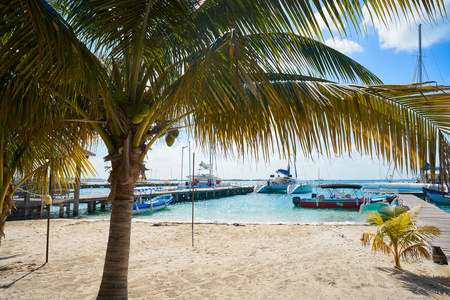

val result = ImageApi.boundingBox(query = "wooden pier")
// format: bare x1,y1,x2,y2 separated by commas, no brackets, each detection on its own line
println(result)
401,194,450,265
80,182,178,188
11,185,254,219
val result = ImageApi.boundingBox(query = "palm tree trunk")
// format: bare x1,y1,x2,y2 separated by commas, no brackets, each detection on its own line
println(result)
0,187,14,246
97,181,134,299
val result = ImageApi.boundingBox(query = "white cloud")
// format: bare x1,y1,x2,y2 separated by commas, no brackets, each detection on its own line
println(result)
324,37,364,54
314,8,340,34
362,0,450,52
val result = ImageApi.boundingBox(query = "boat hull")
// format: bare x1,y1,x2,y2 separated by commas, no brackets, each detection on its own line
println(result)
255,183,291,193
423,188,450,205
255,182,311,194
360,202,390,214
364,182,428,193
293,197,363,209
287,184,313,194
132,194,173,215
293,195,395,210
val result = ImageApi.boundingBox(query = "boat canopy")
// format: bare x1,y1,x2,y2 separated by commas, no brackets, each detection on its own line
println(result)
276,166,290,176
319,184,362,189
421,163,440,171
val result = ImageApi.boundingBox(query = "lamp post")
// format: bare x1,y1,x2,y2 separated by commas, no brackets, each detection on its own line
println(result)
181,146,188,187
188,141,191,184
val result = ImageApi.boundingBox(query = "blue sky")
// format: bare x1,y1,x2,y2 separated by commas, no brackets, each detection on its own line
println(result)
87,5,450,181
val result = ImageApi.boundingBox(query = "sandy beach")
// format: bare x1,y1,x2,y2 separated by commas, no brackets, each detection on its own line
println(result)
1,219,449,299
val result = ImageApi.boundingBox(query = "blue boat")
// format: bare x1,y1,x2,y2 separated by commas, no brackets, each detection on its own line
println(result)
422,187,450,205
132,194,173,215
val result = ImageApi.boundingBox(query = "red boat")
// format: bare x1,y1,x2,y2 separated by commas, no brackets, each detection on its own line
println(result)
293,196,366,209
292,184,395,209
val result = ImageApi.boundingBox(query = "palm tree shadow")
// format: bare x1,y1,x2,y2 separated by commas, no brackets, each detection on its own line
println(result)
0,255,20,261
0,263,46,289
377,267,450,297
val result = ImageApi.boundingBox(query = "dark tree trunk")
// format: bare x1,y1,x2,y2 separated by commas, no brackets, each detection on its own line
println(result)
97,180,134,299
97,141,143,299
0,186,14,245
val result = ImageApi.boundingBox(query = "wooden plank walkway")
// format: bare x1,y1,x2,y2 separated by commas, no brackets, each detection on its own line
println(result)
401,194,450,264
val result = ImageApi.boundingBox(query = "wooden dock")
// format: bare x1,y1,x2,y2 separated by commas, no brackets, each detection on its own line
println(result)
401,194,450,265
80,182,178,188
11,185,255,219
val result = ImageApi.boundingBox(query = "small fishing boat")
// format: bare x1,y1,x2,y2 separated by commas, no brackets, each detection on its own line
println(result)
292,184,395,209
132,194,173,215
422,187,450,205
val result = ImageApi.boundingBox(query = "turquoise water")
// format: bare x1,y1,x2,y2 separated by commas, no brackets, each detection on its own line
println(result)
132,193,367,224
70,179,449,223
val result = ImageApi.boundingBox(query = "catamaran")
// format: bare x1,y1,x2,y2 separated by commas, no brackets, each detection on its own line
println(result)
255,164,312,194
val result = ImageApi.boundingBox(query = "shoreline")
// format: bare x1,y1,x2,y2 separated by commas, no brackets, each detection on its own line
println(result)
1,219,450,299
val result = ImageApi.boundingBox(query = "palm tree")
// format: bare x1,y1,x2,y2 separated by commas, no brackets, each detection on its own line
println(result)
0,93,98,242
3,0,450,298
362,205,441,268
0,0,103,240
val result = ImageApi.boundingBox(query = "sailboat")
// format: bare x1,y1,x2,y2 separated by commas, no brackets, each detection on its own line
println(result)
363,24,434,195
255,161,312,194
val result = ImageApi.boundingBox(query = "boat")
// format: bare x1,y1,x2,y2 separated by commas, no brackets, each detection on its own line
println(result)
187,173,223,188
184,150,227,189
363,181,428,194
359,189,400,214
255,164,311,194
422,187,450,205
292,184,395,209
132,194,173,215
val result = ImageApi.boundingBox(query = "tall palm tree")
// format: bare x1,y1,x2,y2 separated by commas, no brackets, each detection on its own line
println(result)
3,0,450,298
362,204,441,268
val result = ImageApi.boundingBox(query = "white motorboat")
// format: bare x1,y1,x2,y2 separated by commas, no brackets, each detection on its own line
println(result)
363,181,429,194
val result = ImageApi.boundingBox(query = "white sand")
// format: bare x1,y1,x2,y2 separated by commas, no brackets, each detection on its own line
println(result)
1,219,449,299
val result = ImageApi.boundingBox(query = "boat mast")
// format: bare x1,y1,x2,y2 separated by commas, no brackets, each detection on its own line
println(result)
209,144,213,176
418,24,422,83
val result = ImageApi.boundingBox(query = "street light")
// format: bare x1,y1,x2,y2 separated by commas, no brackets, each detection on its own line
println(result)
181,146,188,187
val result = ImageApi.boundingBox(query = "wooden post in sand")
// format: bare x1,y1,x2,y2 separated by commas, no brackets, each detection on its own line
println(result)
46,203,50,263
191,153,195,247
44,195,52,264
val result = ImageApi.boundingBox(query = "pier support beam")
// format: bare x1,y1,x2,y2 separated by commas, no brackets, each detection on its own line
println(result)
87,202,95,214
73,165,81,216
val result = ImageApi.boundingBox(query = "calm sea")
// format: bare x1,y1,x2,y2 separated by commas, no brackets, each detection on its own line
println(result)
70,179,450,224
